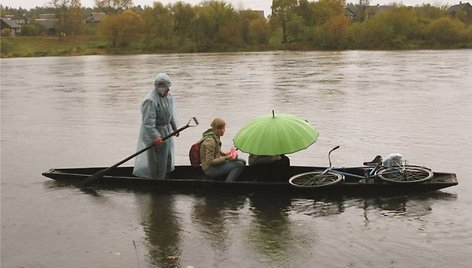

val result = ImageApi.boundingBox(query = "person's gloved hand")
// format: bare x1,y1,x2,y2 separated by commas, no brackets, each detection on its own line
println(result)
154,137,163,145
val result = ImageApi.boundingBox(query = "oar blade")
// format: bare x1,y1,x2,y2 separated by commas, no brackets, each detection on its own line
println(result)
77,169,107,187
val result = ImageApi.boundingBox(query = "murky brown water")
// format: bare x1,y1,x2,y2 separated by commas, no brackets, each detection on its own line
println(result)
2,51,472,267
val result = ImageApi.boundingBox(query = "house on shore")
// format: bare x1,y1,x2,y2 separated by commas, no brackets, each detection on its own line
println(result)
85,12,107,24
0,17,20,35
448,1,472,23
35,14,59,35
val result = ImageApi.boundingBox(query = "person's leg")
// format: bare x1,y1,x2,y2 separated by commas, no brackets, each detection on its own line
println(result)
204,159,246,182
226,159,246,182
152,140,171,180
204,161,233,179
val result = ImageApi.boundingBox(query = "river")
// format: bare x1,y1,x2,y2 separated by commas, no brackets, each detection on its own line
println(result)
1,50,472,267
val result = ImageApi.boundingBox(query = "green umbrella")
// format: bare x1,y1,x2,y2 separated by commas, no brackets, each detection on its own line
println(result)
233,111,319,155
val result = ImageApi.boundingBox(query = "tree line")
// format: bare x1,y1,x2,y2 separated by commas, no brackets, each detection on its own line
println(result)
2,0,471,51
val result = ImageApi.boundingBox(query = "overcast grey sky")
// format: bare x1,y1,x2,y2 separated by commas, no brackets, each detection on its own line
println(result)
1,0,456,17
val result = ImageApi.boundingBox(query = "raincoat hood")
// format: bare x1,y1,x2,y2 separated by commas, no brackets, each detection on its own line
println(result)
155,73,172,87
154,73,172,96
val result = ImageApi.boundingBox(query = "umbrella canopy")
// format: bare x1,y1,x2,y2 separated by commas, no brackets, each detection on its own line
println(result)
233,112,319,155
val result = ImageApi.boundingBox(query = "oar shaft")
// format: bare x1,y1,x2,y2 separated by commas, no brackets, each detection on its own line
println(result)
112,124,191,168
78,117,198,187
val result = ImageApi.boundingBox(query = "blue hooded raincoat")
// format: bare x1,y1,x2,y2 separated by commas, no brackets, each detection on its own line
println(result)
133,73,178,179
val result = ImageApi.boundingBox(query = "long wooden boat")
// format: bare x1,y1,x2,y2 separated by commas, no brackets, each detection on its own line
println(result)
42,165,458,196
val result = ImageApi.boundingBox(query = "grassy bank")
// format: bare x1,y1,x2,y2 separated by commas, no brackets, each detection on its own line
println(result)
0,36,245,58
0,35,147,58
2,34,471,58
0,35,274,58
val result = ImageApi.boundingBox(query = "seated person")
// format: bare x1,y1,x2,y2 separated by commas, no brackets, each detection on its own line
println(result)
200,118,246,182
248,154,290,180
248,154,290,166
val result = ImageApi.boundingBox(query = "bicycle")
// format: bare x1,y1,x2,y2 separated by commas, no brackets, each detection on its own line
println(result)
289,146,434,188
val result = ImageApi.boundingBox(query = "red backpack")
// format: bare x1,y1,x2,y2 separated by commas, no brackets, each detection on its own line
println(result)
189,136,217,167
189,139,204,167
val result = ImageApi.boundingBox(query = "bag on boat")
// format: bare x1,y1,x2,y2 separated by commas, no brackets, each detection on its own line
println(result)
189,136,220,167
382,153,403,167
189,140,204,167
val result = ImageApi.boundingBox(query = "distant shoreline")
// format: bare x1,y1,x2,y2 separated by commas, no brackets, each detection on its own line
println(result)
2,35,470,59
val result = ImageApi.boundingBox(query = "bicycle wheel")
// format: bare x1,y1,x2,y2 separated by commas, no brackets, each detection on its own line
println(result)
377,165,433,183
289,171,344,188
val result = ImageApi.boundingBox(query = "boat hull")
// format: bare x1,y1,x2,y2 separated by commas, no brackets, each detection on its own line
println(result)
42,165,458,196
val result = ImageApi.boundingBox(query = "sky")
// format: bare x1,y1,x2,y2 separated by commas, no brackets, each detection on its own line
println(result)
1,0,456,17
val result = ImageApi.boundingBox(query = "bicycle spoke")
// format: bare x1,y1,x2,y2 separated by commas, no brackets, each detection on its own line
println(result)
289,171,343,188
377,165,433,183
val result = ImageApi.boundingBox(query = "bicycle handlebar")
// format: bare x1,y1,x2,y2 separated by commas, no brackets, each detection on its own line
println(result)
330,145,340,153
328,145,340,167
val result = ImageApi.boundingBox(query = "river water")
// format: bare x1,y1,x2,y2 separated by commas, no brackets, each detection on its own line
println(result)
1,51,471,267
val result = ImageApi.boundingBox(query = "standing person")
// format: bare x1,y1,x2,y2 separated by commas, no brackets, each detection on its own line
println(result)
133,73,179,179
200,118,246,182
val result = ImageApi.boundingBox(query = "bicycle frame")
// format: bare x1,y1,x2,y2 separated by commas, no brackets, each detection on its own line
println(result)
289,146,434,187
322,146,405,181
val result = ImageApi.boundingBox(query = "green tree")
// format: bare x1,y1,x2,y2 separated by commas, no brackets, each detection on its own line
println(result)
95,0,133,14
322,14,349,49
302,0,348,48
248,16,270,45
193,0,240,49
348,6,424,49
271,0,298,43
64,4,84,35
286,14,308,42
141,2,174,50
219,20,241,45
415,4,447,21
348,16,395,49
239,10,268,45
311,0,346,25
49,0,83,37
295,0,318,26
357,0,370,22
427,17,468,45
385,7,421,42
99,10,143,48
20,23,45,36
170,1,195,38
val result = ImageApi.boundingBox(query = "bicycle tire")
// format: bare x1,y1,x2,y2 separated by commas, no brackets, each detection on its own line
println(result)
377,165,433,183
289,171,344,188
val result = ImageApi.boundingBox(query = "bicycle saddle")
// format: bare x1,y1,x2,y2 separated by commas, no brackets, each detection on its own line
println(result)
363,155,383,167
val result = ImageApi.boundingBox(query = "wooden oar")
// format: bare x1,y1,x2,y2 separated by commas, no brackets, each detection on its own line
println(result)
77,117,199,187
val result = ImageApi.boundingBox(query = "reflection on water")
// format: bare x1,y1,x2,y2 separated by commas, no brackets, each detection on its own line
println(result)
364,192,457,219
191,194,246,252
288,192,459,221
44,178,458,268
129,190,457,267
136,193,182,268
291,197,346,218
246,195,295,263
